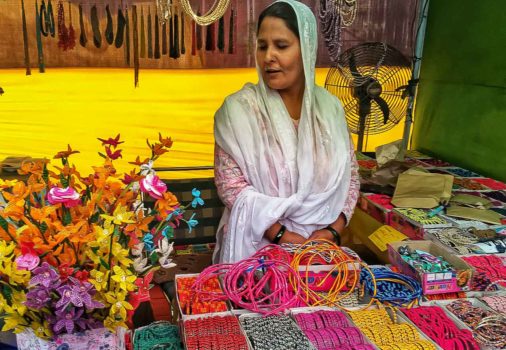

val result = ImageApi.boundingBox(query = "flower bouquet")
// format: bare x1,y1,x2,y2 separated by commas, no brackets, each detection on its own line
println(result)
0,134,203,346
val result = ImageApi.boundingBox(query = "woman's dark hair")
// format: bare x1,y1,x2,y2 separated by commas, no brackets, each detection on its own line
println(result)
257,2,299,39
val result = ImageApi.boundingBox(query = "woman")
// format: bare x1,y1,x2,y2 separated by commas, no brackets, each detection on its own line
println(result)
213,0,359,263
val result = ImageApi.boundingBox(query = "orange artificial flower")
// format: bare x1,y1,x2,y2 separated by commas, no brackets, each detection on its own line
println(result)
124,212,154,240
54,145,80,159
158,134,173,148
129,156,150,166
155,191,179,218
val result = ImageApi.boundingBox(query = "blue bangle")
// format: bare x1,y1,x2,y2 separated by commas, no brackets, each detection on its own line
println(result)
360,267,422,306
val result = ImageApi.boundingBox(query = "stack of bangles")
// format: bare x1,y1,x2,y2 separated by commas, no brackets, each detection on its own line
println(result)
240,315,314,350
480,295,506,313
360,267,422,307
461,255,506,290
402,306,480,350
446,299,506,349
293,310,375,350
184,315,249,350
348,308,437,350
176,275,228,315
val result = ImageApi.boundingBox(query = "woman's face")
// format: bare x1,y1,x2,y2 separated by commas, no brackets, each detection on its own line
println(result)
256,17,304,93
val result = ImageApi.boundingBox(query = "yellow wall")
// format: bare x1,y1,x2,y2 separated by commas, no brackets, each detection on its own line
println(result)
0,68,404,178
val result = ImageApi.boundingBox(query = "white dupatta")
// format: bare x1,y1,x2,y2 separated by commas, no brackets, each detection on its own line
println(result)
213,0,351,263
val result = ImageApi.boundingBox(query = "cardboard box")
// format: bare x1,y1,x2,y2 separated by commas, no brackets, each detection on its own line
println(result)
387,240,474,295
359,193,393,225
175,273,229,319
390,208,452,240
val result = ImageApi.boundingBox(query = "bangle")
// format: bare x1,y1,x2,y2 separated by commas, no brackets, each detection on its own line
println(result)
325,226,341,245
272,225,286,244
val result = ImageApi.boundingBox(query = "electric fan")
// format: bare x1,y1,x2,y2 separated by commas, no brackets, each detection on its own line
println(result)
325,42,411,151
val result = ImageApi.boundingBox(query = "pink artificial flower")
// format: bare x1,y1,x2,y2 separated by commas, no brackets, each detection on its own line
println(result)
47,187,80,208
140,174,167,199
15,253,40,271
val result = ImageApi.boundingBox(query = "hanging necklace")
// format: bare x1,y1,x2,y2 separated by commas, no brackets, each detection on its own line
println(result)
180,0,231,26
319,0,359,62
340,0,358,27
156,0,171,25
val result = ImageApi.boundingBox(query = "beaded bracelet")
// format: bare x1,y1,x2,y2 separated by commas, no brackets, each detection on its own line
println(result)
240,315,314,350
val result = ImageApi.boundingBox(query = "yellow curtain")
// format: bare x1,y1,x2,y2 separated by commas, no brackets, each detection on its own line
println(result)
0,68,403,179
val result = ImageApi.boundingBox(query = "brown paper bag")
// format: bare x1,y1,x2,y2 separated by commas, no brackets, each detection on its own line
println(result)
391,171,454,208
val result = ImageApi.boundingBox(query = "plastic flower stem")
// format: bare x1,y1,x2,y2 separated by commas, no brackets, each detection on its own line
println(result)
106,226,119,288
3,226,17,243
110,182,134,212
63,238,78,259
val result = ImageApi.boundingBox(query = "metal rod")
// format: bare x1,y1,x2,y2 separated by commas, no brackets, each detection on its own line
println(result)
402,0,430,149
153,166,214,172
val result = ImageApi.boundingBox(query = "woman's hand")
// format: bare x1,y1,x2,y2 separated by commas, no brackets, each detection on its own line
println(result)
278,230,307,244
307,229,335,242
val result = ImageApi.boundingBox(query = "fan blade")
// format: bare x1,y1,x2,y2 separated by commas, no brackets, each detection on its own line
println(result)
349,53,363,79
356,98,372,151
373,96,390,124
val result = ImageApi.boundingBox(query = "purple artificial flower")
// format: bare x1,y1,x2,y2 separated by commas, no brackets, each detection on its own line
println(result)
56,278,103,311
25,287,51,310
53,308,85,335
29,262,60,288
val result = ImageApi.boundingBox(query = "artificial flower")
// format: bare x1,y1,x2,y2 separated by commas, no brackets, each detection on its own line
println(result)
191,188,205,208
1,261,31,286
101,205,135,225
186,213,199,233
1,312,28,333
29,262,60,288
111,266,136,291
105,146,122,160
47,187,80,208
30,320,53,339
54,144,80,159
143,233,155,252
111,243,133,267
53,308,85,334
140,174,167,199
15,253,40,271
89,270,109,292
98,134,124,148
105,291,133,321
0,134,198,337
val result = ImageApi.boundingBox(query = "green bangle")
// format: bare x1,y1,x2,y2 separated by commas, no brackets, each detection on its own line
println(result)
272,225,286,244
325,226,341,245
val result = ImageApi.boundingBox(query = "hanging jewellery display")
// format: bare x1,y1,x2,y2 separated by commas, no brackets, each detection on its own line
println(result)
179,0,231,26
156,0,172,25
319,0,359,62
340,0,358,27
